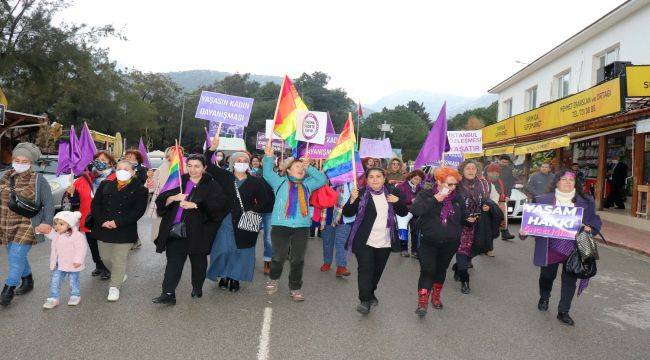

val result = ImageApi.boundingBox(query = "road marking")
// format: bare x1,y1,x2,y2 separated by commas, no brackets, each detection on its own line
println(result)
257,307,273,360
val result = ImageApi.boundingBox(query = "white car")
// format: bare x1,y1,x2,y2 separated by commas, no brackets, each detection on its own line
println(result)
506,185,527,219
34,156,72,210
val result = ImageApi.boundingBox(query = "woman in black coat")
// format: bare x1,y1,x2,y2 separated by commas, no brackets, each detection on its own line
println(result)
91,160,149,302
411,166,474,318
152,154,228,305
204,143,270,292
342,167,408,315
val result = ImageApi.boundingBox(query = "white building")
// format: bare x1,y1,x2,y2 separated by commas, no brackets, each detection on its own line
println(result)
489,0,650,120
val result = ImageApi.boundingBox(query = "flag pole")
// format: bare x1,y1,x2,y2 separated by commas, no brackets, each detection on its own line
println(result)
349,112,358,189
176,139,183,195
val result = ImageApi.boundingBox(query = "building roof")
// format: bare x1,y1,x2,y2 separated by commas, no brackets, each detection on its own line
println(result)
488,0,647,94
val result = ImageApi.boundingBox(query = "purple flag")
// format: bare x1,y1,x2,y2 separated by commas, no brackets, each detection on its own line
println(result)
56,140,71,176
325,112,335,133
414,103,450,169
69,125,82,175
75,123,97,175
139,137,151,169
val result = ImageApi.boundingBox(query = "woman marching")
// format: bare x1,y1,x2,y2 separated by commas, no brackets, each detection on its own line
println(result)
343,167,408,315
152,154,227,304
396,170,425,258
205,137,271,292
262,141,327,302
411,167,475,318
452,160,502,295
0,143,54,306
519,170,601,326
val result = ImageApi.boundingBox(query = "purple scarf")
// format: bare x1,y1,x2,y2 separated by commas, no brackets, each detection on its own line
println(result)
347,186,396,250
431,183,456,225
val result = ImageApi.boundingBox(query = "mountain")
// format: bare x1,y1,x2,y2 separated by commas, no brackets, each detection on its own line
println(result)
369,90,498,118
165,70,283,90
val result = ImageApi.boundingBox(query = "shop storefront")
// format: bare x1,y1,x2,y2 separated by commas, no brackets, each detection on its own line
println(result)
480,66,650,218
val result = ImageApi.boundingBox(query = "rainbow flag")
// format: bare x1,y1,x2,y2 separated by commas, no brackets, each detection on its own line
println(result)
159,143,185,194
323,113,363,186
273,75,308,149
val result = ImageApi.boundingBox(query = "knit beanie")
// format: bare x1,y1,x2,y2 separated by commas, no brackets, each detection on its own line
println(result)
228,152,250,171
54,211,82,230
12,142,42,163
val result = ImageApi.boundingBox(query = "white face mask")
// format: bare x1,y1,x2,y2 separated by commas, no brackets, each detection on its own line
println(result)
115,170,133,181
234,163,249,173
12,162,31,173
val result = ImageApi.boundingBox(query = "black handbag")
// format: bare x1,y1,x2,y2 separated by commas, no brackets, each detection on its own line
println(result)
565,250,597,279
8,175,41,218
170,222,187,239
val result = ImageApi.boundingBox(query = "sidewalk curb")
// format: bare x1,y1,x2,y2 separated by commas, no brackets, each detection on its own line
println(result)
595,237,650,257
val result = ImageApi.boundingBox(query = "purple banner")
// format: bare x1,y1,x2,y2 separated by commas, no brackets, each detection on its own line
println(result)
430,153,464,169
256,132,284,151
297,134,339,159
209,121,244,138
521,203,584,240
195,91,254,126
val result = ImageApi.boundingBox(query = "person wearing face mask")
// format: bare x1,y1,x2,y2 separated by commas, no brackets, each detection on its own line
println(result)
203,147,271,292
343,168,408,314
519,170,601,326
67,151,116,280
261,140,327,302
123,149,149,184
0,143,55,306
214,151,227,168
396,170,425,258
90,160,148,302
410,167,474,318
248,155,275,275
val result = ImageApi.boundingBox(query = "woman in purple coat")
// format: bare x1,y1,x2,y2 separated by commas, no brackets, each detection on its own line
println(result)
520,170,601,326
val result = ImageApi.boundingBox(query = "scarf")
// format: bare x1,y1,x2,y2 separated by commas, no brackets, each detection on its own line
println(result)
555,189,575,206
460,177,488,214
285,177,309,218
347,186,395,250
432,183,456,225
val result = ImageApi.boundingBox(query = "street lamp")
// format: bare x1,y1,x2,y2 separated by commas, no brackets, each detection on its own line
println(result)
178,93,200,146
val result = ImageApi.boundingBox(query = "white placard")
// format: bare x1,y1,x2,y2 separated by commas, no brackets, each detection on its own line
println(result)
446,130,483,154
265,120,282,140
295,111,327,145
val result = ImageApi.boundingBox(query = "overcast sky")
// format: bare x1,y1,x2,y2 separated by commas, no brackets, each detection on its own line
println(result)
58,0,623,102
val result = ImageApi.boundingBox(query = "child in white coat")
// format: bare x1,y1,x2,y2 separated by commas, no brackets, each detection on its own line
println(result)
36,211,87,309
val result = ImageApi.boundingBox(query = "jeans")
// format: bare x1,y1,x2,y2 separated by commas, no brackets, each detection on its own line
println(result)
455,253,472,282
5,243,33,286
269,226,309,290
355,243,391,302
49,269,81,299
261,213,273,262
539,261,578,313
322,223,349,267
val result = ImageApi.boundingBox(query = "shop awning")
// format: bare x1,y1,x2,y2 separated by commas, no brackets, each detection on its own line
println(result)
464,152,483,159
484,145,514,156
513,136,570,156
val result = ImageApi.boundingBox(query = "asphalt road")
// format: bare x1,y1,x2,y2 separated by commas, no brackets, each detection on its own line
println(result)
1,220,649,360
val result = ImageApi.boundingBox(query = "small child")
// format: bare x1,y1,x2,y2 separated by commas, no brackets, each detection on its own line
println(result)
36,211,87,309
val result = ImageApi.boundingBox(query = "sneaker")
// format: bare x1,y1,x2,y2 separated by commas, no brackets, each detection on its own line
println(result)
43,298,59,309
107,287,120,302
68,296,81,306
320,263,331,272
265,280,278,294
290,290,305,302
400,250,410,257
335,266,351,277
356,301,371,314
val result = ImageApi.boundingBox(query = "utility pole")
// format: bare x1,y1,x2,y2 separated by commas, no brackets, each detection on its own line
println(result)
179,95,185,145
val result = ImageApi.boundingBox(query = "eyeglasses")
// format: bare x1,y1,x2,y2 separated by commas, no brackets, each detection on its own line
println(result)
446,183,458,187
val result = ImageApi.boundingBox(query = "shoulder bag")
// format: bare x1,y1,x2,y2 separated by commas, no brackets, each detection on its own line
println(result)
234,181,262,233
8,174,41,218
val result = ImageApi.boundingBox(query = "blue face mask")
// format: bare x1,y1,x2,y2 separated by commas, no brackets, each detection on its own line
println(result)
92,160,108,171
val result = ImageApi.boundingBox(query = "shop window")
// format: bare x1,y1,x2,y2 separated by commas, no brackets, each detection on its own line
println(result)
502,98,512,120
593,45,620,84
525,86,537,111
552,70,571,100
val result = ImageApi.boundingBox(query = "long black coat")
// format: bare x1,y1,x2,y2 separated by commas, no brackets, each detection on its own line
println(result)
154,173,228,255
471,199,503,255
90,178,149,244
204,152,271,249
411,190,469,245
342,186,408,253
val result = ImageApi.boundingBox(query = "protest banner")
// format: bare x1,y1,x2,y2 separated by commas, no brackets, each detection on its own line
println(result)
295,111,327,145
209,121,244,138
521,203,584,240
195,91,254,126
256,132,283,151
359,138,393,159
431,153,464,169
297,133,339,159
446,130,483,154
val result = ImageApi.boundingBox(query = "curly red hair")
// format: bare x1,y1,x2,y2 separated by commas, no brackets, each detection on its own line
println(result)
433,167,461,183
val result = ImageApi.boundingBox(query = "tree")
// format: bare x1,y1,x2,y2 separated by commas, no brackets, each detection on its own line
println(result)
360,107,430,160
406,100,430,122
448,101,497,130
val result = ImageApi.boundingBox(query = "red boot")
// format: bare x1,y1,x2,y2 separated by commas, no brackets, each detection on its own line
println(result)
336,266,351,277
415,289,430,318
431,283,443,309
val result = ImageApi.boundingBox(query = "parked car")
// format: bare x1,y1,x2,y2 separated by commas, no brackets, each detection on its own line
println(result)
507,185,527,219
34,155,72,211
